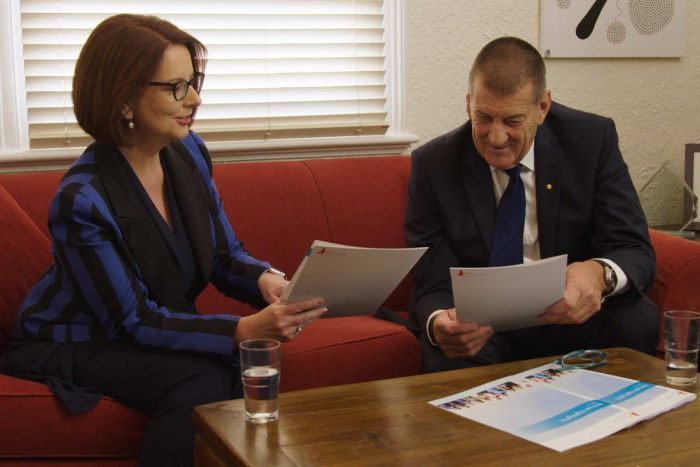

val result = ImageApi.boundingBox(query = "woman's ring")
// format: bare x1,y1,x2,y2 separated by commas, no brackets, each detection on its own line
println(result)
295,324,303,334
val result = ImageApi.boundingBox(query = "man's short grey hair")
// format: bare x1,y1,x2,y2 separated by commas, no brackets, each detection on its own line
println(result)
468,37,546,102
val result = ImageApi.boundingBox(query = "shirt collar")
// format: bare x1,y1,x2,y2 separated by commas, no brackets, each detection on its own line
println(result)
488,140,536,174
520,142,535,172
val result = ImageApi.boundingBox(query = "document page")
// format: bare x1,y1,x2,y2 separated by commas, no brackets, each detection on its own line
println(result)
451,254,567,331
282,241,427,317
430,364,695,452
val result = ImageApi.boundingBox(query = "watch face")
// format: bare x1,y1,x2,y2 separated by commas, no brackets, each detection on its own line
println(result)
604,265,616,294
609,267,618,288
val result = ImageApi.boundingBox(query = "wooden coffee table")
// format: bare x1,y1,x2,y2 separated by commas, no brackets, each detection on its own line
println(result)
193,348,699,466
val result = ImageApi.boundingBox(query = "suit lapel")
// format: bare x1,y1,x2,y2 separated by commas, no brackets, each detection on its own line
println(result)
95,143,189,309
165,142,214,291
534,121,562,259
461,126,497,251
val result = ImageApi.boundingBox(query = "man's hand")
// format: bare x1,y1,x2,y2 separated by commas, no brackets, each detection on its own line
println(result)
540,260,606,325
432,309,494,359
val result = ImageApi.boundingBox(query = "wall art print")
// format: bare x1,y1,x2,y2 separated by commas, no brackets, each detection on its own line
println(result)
540,0,685,57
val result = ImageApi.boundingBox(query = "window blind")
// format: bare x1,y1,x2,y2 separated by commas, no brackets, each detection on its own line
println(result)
20,0,388,149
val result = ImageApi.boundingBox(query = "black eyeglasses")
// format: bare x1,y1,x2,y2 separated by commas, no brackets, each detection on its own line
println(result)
149,72,204,101
555,349,608,370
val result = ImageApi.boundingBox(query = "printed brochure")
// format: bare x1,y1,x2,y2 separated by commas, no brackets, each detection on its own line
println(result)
430,364,695,451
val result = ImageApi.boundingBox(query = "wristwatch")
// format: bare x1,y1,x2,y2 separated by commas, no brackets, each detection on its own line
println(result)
264,267,287,280
591,259,617,297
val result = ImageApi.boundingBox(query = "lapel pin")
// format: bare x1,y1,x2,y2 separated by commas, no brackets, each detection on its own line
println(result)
546,183,553,190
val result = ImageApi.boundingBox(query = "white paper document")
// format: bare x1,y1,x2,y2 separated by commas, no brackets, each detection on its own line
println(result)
451,254,567,331
281,241,427,317
430,364,695,452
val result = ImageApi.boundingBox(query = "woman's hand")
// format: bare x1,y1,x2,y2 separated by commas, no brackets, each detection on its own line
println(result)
234,297,326,345
258,270,289,304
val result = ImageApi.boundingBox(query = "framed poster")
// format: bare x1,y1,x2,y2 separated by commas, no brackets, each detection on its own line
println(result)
540,0,685,57
685,144,700,230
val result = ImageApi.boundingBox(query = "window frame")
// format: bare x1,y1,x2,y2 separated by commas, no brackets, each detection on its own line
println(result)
0,0,416,171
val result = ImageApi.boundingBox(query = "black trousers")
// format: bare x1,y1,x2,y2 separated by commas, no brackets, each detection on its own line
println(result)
1,339,241,467
420,296,659,374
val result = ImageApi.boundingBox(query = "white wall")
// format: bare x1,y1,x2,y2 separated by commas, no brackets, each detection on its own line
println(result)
405,0,700,225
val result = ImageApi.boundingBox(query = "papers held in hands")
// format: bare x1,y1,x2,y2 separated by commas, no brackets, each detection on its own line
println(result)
451,254,567,331
281,241,428,317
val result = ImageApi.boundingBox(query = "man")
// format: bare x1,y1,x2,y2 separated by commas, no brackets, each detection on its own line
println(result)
405,37,658,373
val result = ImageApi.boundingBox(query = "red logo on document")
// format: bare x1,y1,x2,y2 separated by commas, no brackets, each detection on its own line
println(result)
314,247,345,257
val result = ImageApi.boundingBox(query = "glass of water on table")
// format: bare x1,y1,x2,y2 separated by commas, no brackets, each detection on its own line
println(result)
240,339,281,423
664,310,700,386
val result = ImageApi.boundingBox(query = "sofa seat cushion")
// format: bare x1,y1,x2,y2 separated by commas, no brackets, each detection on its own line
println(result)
279,316,420,392
0,374,147,459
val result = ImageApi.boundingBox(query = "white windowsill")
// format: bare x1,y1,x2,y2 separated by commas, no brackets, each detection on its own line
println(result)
0,132,418,173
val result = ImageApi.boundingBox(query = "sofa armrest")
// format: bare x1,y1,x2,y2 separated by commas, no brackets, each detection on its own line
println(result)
647,230,700,314
647,230,700,355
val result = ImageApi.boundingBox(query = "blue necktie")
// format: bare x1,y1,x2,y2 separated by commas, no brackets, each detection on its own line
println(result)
488,164,525,266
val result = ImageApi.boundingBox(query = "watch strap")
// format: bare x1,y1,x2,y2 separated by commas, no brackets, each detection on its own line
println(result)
591,259,616,296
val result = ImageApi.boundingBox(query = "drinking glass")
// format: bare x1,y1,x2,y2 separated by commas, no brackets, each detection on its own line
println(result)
239,339,281,423
664,310,700,386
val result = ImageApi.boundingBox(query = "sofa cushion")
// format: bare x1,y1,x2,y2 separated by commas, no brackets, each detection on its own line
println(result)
304,156,413,311
304,156,410,248
0,373,147,459
647,230,700,354
196,160,332,316
0,171,63,238
279,317,420,392
0,186,53,350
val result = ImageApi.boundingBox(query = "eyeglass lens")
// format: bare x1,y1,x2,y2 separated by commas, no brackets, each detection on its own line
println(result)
174,74,204,100
561,350,607,368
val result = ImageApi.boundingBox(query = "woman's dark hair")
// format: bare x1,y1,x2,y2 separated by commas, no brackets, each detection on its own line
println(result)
72,14,207,146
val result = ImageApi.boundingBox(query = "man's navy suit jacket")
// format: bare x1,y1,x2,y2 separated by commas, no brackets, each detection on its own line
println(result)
404,102,655,329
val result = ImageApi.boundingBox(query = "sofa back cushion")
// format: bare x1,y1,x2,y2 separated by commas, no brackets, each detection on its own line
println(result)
196,160,332,315
0,185,52,350
304,156,412,310
198,156,413,314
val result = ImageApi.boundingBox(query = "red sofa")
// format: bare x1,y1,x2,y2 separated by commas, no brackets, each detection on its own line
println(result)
1,154,699,465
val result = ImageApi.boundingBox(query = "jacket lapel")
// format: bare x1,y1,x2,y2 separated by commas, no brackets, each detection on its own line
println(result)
461,125,497,251
165,142,214,292
95,143,189,309
534,121,562,259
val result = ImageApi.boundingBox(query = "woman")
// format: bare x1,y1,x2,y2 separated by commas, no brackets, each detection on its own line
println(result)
0,14,325,466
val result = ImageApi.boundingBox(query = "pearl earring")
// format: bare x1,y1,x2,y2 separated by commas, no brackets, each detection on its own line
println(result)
128,121,134,130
